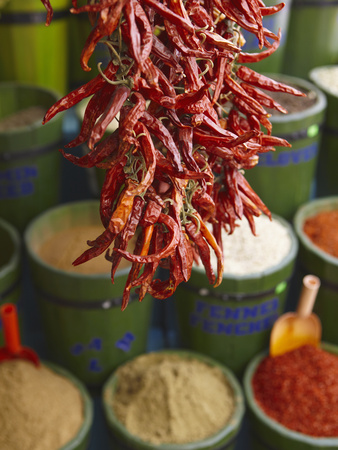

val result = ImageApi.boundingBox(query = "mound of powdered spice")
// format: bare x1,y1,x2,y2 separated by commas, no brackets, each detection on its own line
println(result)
108,353,235,445
252,345,338,437
303,209,338,258
38,225,133,274
0,360,84,450
209,215,292,275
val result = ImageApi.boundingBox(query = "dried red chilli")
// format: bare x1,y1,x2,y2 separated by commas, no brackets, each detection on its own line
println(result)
42,0,303,308
252,345,338,437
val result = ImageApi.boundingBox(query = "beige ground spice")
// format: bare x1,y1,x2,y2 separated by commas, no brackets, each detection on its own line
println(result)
0,106,46,131
38,225,132,274
0,359,83,450
109,353,235,445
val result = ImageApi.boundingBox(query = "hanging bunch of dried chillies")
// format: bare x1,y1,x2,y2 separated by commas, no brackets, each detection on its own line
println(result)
41,0,304,310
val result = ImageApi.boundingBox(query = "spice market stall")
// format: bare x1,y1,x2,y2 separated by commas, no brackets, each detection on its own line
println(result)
2,0,337,448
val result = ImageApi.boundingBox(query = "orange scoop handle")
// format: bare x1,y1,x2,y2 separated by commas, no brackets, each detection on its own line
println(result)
0,303,21,355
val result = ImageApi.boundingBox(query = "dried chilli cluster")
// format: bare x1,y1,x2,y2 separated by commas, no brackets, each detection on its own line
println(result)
41,0,304,310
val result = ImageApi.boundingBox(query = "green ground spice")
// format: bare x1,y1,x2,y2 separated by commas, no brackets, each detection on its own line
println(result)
109,353,235,445
0,360,84,450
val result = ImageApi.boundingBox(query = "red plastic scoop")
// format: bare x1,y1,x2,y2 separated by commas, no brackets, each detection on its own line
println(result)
0,303,40,366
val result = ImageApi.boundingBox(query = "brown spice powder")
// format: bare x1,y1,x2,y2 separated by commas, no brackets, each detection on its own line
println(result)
0,360,84,450
303,209,338,258
38,225,132,274
109,353,235,445
0,106,46,131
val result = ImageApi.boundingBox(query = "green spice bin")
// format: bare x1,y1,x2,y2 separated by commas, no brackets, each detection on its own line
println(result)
282,0,338,79
102,350,245,450
0,0,70,95
0,218,22,347
24,200,153,387
294,196,338,346
309,65,338,196
243,342,338,450
0,82,64,233
244,74,327,221
174,215,298,379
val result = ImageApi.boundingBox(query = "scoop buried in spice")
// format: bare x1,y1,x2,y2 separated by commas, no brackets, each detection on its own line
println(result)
269,275,321,357
0,303,39,366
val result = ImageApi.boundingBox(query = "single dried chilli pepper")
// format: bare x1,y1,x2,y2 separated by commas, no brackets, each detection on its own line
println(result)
185,220,215,285
106,195,145,281
88,84,131,149
41,0,53,26
60,132,119,168
237,29,281,64
119,93,147,141
66,85,117,149
42,61,119,123
100,162,126,228
236,65,306,97
141,0,195,33
151,34,184,74
240,80,288,114
140,111,183,172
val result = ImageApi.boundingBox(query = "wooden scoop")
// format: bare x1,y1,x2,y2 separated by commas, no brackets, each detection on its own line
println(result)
0,303,40,366
270,275,321,357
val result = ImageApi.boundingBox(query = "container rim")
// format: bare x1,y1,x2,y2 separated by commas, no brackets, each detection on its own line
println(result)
243,342,338,446
262,73,327,124
192,213,298,282
0,217,21,278
23,199,131,280
43,360,93,450
102,349,246,450
309,65,338,98
294,196,338,267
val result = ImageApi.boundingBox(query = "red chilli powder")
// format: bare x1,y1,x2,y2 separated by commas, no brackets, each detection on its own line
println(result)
252,345,338,437
303,210,338,258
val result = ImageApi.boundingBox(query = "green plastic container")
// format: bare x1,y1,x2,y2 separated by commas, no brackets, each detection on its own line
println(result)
243,342,338,450
0,0,70,95
282,0,338,79
174,215,298,379
241,0,292,73
0,218,21,346
102,350,245,450
24,200,154,387
244,74,327,221
294,196,338,346
309,65,338,196
0,82,64,233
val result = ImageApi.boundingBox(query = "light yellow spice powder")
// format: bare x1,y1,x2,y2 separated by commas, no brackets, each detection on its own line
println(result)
37,225,132,274
109,353,235,445
0,360,84,450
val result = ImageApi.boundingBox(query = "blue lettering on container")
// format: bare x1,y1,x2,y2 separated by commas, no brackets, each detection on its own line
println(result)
70,337,103,356
258,143,318,168
0,165,38,199
189,297,279,336
88,359,103,373
115,332,135,352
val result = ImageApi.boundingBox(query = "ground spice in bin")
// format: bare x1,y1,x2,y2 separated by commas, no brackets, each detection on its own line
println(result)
110,353,235,445
252,345,338,437
0,359,84,450
38,225,132,274
303,210,338,258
